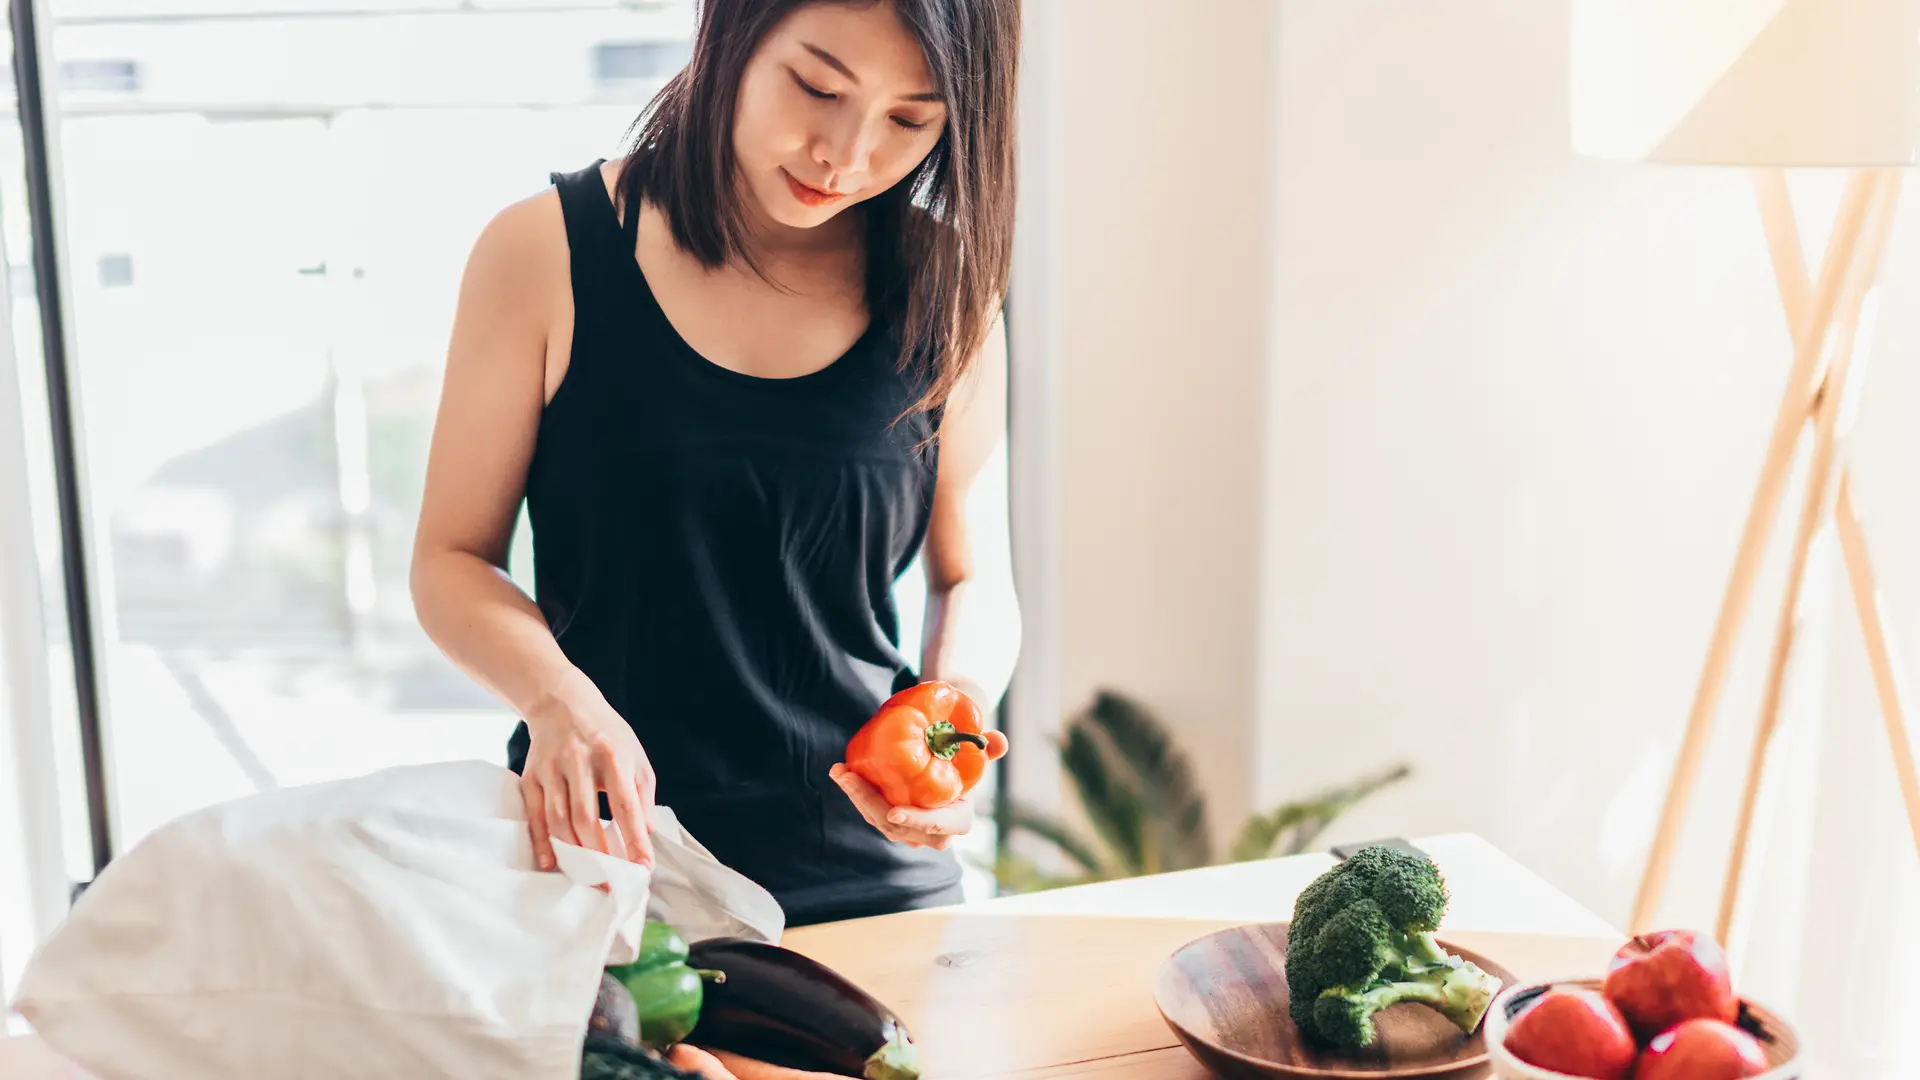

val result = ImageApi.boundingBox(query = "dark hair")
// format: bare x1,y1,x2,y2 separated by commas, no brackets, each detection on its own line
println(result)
614,0,1019,419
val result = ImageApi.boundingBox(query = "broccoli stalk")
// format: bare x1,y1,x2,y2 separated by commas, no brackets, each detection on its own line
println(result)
1399,928,1452,969
1284,846,1503,1050
1310,952,1501,1048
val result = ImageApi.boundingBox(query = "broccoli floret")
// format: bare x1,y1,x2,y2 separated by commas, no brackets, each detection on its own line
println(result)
580,1036,703,1080
1284,846,1501,1050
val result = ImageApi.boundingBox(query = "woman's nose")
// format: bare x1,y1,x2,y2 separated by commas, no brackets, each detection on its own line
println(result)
815,113,886,185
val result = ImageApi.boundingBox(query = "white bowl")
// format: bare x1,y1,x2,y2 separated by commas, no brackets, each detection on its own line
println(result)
1483,977,1805,1080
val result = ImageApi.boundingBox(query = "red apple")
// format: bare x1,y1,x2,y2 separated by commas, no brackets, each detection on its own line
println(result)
1504,988,1638,1080
1632,1018,1770,1079
1602,929,1737,1040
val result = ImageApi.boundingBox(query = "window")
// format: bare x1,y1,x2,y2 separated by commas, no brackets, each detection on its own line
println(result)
59,59,140,94
12,0,1000,913
591,40,692,86
95,253,131,287
34,0,696,855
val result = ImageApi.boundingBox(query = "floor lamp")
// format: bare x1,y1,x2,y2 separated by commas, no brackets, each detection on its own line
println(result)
1570,0,1920,943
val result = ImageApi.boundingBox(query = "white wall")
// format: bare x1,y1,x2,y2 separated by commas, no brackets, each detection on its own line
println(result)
1257,0,1807,932
1037,1,1917,1070
1039,0,1275,832
1253,0,1920,1069
1039,0,1793,903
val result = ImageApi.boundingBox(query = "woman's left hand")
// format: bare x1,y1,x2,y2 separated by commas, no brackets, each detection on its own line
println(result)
829,762,973,850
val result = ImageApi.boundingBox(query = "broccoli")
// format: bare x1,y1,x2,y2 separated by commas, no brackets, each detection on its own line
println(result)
1283,845,1502,1050
580,1036,704,1080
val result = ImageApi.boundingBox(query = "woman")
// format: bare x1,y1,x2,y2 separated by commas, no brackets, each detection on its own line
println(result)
410,0,1022,929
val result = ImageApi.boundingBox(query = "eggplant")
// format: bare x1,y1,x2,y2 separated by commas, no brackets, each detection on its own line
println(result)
590,971,643,1048
685,938,920,1080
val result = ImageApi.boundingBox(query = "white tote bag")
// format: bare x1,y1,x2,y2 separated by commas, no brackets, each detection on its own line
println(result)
11,759,784,1080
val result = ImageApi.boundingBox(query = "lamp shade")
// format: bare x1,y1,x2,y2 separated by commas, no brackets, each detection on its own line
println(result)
1571,0,1920,166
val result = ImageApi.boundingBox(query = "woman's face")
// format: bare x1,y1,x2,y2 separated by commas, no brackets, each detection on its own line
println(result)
732,1,948,233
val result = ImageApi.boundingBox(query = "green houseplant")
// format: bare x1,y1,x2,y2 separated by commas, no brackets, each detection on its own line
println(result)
987,689,1411,893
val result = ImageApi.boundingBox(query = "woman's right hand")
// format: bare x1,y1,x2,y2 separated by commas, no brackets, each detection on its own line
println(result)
520,673,656,870
408,194,655,873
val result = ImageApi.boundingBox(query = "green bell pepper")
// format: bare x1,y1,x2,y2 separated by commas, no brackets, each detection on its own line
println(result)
605,921,726,1050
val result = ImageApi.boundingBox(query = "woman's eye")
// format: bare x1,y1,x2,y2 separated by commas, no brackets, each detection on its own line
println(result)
892,117,929,131
792,73,836,100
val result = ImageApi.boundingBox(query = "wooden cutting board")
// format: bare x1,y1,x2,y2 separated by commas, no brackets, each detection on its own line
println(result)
780,911,1623,1079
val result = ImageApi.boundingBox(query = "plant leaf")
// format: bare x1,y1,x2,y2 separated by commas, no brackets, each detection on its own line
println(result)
997,800,1112,876
1228,801,1324,864
1228,762,1413,862
1282,761,1412,856
966,850,1104,895
1082,689,1213,871
1059,719,1148,875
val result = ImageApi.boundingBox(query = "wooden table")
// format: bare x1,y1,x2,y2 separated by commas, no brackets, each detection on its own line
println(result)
2,833,1629,1079
776,833,1626,1079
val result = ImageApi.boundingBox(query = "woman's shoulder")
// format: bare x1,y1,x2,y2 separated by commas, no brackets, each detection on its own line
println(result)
444,181,578,371
467,183,569,292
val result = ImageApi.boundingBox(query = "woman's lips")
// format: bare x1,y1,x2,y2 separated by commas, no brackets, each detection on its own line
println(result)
783,169,847,208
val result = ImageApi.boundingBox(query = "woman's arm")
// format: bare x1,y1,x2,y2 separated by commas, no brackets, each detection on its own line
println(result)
918,309,1022,709
410,190,655,869
829,311,1022,848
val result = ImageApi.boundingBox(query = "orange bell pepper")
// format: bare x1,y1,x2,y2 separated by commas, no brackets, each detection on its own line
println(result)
844,681,1009,808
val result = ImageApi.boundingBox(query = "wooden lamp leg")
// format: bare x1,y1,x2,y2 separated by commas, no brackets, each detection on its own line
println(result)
1630,170,1885,934
1834,475,1920,862
1716,171,1902,945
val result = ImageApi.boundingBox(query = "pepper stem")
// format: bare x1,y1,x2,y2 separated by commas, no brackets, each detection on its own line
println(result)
693,969,727,984
925,721,990,760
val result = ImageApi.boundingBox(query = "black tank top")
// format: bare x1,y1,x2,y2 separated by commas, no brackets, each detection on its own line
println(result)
506,161,959,924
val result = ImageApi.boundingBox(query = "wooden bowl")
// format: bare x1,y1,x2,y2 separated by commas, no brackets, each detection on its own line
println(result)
1483,978,1804,1079
1152,922,1520,1079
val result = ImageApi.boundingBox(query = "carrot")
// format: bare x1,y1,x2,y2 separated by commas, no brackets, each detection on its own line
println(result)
665,1044,739,1079
670,1044,851,1080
